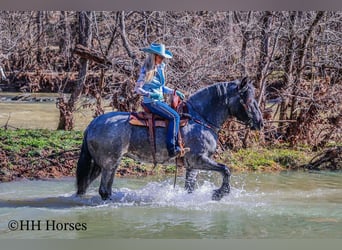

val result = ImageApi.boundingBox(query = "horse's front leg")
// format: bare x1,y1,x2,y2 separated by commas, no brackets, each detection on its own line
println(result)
211,162,231,201
192,155,231,201
185,168,199,193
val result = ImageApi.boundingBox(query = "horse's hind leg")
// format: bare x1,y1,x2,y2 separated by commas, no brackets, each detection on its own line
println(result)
76,140,101,196
99,168,117,200
77,162,102,196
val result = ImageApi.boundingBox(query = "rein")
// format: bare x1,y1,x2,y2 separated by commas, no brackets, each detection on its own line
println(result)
238,86,254,128
185,101,221,135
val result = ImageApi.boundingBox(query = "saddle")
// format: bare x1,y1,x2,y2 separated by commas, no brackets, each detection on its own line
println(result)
129,91,189,164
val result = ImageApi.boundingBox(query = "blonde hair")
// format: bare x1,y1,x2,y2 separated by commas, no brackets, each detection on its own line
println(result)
144,54,156,83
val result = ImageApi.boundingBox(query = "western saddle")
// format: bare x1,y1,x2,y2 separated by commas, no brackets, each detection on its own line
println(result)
129,91,189,165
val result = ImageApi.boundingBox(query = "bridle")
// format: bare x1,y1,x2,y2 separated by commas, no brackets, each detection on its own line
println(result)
238,84,254,128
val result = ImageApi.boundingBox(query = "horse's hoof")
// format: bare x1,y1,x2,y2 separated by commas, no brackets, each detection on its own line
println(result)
100,193,112,201
76,191,86,196
212,189,224,201
101,196,112,201
222,185,230,194
185,183,195,194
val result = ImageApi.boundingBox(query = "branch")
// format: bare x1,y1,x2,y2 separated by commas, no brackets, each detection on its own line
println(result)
119,11,136,61
73,44,112,67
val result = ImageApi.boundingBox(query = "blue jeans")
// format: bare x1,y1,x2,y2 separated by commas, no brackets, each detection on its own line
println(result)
143,101,180,153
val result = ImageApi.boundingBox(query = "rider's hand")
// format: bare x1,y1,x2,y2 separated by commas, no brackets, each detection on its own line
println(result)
149,92,163,100
176,90,185,100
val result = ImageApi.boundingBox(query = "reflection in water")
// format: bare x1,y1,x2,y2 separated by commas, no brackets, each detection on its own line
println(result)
0,172,341,239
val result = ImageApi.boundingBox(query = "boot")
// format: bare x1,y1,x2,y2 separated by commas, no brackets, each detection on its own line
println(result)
168,146,182,158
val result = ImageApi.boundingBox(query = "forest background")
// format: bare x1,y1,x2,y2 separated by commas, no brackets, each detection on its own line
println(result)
0,11,341,180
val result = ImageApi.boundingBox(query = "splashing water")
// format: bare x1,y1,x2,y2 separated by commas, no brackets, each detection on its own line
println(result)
0,172,341,239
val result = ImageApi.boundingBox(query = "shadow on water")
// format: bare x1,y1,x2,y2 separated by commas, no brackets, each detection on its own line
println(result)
0,191,156,209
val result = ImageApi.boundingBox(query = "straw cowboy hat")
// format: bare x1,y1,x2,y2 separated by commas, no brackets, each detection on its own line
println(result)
140,43,173,59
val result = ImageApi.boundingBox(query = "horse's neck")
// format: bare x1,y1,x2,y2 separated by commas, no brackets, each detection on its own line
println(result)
187,82,236,129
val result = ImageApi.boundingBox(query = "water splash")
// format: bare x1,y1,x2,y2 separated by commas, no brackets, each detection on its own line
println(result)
68,177,269,212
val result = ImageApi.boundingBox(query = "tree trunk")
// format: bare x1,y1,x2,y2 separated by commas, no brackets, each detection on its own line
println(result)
59,11,71,56
233,11,252,76
286,11,325,145
57,11,92,130
119,11,136,61
36,11,43,64
256,11,272,107
278,11,297,134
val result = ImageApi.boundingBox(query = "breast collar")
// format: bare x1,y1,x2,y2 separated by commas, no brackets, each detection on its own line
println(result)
185,101,221,135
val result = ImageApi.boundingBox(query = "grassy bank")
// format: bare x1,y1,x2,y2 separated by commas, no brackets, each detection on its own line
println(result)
0,128,338,182
218,146,314,172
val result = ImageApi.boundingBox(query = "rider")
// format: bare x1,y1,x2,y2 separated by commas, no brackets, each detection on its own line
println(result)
135,43,185,158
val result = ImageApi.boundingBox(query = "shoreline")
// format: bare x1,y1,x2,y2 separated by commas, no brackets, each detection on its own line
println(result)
1,128,341,183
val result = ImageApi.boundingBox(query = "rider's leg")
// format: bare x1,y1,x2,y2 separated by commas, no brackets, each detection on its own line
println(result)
143,101,180,157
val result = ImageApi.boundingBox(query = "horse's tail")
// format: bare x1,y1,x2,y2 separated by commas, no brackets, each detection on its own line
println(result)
76,129,101,196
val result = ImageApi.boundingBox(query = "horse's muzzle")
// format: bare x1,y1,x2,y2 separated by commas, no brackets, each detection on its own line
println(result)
250,119,263,130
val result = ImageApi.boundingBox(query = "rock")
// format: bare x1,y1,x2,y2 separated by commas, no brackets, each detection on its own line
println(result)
12,93,31,101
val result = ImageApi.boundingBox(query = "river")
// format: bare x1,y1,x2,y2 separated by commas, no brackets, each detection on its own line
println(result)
0,171,341,239
0,93,341,239
0,92,101,130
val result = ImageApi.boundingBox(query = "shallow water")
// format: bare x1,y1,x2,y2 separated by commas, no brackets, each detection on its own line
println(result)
0,92,106,130
0,171,341,239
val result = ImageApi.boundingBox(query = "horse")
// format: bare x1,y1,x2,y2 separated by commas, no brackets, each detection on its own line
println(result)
76,77,263,201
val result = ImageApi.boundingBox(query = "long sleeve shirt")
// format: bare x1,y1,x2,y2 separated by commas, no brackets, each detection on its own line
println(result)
135,62,174,103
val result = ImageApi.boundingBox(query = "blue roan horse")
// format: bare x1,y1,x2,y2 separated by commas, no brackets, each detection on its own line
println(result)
76,77,263,201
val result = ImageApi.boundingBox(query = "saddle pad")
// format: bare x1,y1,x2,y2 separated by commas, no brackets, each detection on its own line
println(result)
129,113,188,128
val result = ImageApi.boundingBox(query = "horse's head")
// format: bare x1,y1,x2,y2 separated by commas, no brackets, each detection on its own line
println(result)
233,77,263,130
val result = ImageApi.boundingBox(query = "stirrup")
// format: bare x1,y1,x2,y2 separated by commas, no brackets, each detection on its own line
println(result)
180,147,190,157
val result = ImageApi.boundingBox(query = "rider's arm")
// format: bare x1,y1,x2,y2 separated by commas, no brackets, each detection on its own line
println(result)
135,66,149,96
162,86,174,95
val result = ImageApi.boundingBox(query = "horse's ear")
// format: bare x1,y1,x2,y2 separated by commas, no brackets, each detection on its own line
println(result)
241,76,248,85
239,77,249,93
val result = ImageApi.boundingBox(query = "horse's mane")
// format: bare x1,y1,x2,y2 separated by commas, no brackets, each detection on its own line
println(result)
187,81,239,105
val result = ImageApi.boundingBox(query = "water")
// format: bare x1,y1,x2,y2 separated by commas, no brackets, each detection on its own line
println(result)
0,92,105,130
0,172,341,239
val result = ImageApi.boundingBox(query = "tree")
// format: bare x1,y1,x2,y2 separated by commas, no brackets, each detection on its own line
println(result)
57,11,92,130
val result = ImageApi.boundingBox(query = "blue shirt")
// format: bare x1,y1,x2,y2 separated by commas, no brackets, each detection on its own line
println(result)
136,63,173,103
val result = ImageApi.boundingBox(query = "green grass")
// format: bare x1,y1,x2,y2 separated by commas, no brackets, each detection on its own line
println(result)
221,146,314,172
0,128,83,154
0,128,324,175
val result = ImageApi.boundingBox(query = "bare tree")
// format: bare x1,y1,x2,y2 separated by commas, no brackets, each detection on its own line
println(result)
286,11,325,145
57,11,92,130
256,11,273,107
0,11,340,148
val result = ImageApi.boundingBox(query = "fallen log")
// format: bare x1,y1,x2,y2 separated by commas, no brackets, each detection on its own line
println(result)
303,146,342,171
73,44,112,67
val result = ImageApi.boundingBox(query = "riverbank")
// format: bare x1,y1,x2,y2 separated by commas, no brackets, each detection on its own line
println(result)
0,128,341,182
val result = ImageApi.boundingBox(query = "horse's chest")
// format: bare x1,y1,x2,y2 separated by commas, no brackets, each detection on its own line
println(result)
183,125,217,152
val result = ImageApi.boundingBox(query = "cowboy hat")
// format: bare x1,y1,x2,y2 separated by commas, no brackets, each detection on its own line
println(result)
140,43,173,59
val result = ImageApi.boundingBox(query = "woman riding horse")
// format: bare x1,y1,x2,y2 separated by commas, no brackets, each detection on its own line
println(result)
135,43,185,158
76,74,263,201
